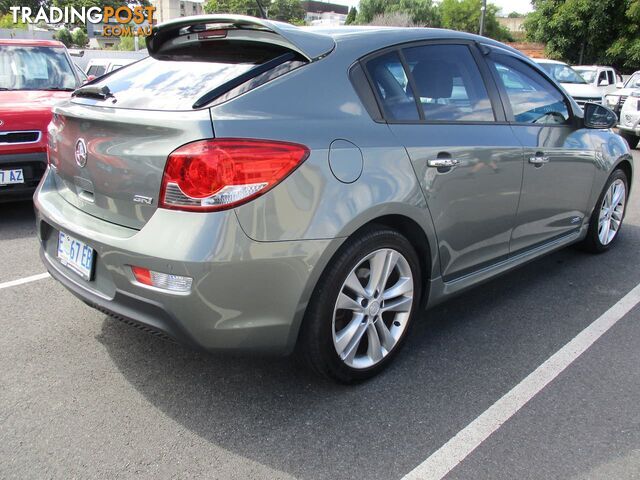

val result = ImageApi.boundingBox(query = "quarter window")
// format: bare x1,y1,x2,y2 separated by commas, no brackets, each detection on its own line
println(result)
489,55,570,125
402,44,495,122
365,51,419,121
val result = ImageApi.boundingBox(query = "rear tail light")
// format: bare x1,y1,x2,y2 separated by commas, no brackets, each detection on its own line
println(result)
159,138,309,212
131,266,193,293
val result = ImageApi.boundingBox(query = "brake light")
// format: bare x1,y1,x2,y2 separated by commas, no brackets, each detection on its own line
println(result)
159,138,309,212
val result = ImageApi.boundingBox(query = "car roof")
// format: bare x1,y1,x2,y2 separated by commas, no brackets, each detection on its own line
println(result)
0,39,65,48
575,65,614,70
305,25,525,59
533,58,567,65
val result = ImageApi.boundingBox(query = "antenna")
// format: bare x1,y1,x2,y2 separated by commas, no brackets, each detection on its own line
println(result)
255,0,267,19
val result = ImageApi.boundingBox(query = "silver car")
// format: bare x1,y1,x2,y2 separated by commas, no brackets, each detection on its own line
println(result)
35,16,633,383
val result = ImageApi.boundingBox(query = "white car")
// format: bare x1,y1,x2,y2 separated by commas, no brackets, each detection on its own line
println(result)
535,59,603,108
604,70,640,117
85,58,136,79
573,65,621,96
618,92,640,149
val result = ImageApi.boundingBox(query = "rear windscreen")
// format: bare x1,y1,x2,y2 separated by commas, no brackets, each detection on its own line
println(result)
74,41,297,111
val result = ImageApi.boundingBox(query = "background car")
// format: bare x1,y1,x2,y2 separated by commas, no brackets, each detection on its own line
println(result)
35,16,633,383
0,39,84,202
605,70,640,117
618,92,640,148
84,58,136,79
535,59,604,108
574,65,621,96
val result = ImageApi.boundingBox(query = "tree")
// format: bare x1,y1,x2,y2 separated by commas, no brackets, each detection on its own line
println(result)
203,0,263,16
524,0,638,70
370,11,416,26
0,12,27,28
113,34,146,51
54,27,73,47
269,0,305,23
345,6,357,25
440,0,512,41
71,28,88,47
508,11,525,18
356,0,440,26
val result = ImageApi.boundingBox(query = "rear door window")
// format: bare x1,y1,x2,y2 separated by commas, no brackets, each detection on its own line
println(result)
401,44,495,122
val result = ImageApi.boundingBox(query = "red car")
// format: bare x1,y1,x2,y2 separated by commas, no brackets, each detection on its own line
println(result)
0,39,85,202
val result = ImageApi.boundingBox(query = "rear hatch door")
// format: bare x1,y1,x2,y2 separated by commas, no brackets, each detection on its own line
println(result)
49,15,334,230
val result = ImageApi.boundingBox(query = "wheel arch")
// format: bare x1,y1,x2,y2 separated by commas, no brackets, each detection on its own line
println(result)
615,159,633,192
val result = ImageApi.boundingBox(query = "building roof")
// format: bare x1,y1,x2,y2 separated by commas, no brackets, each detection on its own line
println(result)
0,39,65,47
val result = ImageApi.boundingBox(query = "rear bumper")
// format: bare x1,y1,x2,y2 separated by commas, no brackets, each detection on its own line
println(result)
0,152,47,202
35,168,341,354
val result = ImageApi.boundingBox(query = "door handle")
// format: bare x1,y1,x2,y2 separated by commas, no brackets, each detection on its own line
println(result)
528,154,550,166
428,158,460,168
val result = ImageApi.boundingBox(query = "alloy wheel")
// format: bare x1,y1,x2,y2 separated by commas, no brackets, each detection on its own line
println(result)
332,248,414,369
598,179,626,246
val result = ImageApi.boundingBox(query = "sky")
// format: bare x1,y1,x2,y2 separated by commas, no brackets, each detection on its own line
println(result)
333,0,534,15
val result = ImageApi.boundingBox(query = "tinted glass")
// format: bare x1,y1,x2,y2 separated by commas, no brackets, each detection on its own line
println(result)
491,55,570,124
78,42,297,110
0,45,77,90
87,65,106,77
366,51,419,121
607,70,614,84
402,44,495,122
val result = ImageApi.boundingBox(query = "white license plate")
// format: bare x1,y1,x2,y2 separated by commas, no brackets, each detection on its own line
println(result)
0,169,24,186
57,232,95,280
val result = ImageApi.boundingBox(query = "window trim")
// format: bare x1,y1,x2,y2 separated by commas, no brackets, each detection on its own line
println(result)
359,39,506,125
484,48,577,127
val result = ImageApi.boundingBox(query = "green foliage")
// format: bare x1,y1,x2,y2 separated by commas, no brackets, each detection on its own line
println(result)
0,12,27,28
71,27,87,47
525,0,639,71
203,0,263,16
112,34,146,51
54,27,73,47
356,0,441,26
440,0,512,41
345,6,357,25
508,11,525,18
269,0,305,23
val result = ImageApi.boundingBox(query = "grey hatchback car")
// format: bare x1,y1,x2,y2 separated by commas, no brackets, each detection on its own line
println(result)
35,15,633,382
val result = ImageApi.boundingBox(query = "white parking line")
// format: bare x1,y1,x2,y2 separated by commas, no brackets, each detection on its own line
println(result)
403,281,640,480
0,272,50,290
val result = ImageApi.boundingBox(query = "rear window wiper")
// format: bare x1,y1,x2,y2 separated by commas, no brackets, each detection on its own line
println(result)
72,85,115,101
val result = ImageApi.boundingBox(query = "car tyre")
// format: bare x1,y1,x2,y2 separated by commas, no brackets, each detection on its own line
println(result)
619,131,639,149
297,226,422,383
580,168,629,253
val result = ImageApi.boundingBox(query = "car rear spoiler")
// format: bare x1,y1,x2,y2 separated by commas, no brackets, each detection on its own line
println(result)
146,14,335,62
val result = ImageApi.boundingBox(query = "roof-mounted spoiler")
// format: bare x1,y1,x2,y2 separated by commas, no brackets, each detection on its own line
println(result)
147,14,335,62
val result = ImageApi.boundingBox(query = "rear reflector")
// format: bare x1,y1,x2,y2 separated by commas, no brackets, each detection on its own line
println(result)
131,266,193,293
159,138,309,212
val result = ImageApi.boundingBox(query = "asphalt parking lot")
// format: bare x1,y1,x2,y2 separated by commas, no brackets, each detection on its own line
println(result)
1,150,639,480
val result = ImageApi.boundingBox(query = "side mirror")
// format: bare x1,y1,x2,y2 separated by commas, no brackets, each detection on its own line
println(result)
598,79,609,87
583,102,617,129
616,82,624,88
